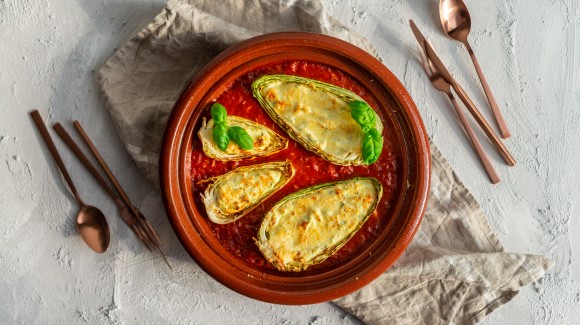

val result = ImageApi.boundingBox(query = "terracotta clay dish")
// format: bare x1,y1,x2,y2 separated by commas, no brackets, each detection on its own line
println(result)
160,32,430,304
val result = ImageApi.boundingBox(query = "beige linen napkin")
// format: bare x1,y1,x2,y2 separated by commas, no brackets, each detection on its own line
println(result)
97,0,552,324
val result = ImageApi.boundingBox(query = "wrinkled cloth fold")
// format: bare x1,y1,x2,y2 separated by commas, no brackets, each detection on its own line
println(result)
97,0,552,324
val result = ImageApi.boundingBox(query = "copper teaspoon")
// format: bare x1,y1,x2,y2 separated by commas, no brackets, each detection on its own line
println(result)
439,0,511,138
30,110,110,253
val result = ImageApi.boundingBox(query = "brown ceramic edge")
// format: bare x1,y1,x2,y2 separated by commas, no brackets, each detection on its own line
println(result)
160,32,431,305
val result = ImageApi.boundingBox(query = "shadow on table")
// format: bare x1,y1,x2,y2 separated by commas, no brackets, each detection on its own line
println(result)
43,0,165,255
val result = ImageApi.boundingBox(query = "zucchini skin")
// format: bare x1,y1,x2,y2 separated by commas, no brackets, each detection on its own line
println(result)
252,75,383,166
256,177,383,272
202,161,294,224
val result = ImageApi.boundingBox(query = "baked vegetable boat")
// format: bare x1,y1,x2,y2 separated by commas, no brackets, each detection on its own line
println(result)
256,177,383,271
198,115,287,160
252,74,383,166
202,161,295,224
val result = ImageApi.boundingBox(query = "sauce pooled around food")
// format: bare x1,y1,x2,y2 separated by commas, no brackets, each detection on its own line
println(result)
190,60,400,273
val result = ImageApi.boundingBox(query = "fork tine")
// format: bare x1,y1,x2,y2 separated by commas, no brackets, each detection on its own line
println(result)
425,40,441,72
135,210,161,246
153,244,172,270
417,45,432,77
132,224,154,251
131,214,171,269
141,219,161,246
427,57,438,75
420,42,439,75
419,47,439,79
135,223,172,269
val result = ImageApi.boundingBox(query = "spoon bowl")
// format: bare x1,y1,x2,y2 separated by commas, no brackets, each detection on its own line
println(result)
439,0,471,43
439,0,511,138
77,205,111,253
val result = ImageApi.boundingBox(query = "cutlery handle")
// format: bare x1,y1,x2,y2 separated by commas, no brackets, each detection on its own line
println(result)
447,95,500,184
53,123,119,201
453,83,516,166
466,42,511,139
72,121,133,205
30,110,84,205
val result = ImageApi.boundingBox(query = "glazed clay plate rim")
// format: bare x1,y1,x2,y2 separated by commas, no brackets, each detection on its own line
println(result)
160,31,431,304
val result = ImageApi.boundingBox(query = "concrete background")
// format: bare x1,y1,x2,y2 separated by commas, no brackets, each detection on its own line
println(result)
1,0,579,324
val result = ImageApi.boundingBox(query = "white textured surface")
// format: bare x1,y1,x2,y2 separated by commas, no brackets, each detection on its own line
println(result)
1,0,578,324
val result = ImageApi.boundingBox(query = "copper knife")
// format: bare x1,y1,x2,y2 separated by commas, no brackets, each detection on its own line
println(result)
409,19,515,166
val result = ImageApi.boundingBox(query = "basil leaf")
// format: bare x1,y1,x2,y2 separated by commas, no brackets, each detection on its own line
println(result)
362,128,383,164
349,100,376,132
228,126,254,150
213,123,230,151
211,103,227,125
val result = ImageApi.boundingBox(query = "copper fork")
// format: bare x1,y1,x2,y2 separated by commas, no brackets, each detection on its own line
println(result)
418,46,500,184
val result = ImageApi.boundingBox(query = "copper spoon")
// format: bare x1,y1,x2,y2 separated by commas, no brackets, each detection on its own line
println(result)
439,0,511,139
30,110,110,253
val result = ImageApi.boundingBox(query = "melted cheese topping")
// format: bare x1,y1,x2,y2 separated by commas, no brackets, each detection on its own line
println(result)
198,116,287,160
262,81,364,162
214,168,282,215
257,178,382,271
203,161,294,224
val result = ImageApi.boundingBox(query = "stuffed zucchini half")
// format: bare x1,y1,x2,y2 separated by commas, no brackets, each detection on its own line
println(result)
256,177,383,272
202,161,294,224
198,116,287,160
252,75,383,166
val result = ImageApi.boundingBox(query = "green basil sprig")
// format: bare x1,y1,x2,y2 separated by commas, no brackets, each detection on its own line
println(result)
211,103,228,124
350,100,376,133
212,123,230,151
362,128,383,165
228,126,254,150
348,100,383,164
210,103,254,152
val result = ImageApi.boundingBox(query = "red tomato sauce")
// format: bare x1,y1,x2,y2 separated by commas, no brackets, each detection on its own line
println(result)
190,60,400,273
